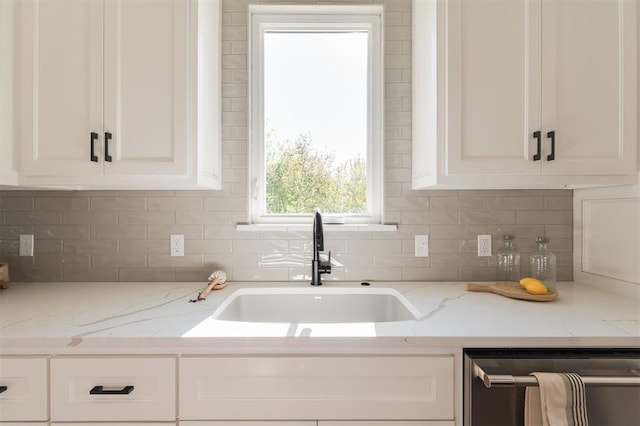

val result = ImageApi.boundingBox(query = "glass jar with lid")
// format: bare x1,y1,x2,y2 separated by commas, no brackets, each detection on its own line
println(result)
529,236,556,288
496,234,521,282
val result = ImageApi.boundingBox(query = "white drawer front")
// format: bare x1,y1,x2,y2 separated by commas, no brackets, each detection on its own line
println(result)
1,423,48,426
180,356,454,420
320,422,454,426
0,357,48,421
180,423,314,426
52,424,175,426
51,357,175,421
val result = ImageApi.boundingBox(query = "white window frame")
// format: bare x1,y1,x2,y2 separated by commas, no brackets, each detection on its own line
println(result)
248,5,384,225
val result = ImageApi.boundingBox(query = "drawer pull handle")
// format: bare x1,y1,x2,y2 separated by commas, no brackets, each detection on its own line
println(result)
0,385,7,394
90,385,134,395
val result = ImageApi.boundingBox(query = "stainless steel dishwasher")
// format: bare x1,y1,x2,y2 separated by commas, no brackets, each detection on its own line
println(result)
464,348,640,426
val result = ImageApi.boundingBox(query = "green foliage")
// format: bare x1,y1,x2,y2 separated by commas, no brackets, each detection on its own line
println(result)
266,131,367,215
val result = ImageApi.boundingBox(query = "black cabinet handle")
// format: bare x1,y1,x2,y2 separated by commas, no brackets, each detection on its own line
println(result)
532,131,541,161
89,385,134,395
546,130,555,161
0,385,7,394
105,132,113,162
90,132,99,162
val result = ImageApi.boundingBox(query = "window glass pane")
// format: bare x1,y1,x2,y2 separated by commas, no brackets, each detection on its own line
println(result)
263,31,369,215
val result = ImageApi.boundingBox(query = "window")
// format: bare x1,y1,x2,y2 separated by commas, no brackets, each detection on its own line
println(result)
249,5,383,224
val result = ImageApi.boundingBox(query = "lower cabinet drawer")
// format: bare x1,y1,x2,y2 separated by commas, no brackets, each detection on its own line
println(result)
52,422,175,426
179,355,454,421
51,424,175,426
0,357,48,421
0,423,49,426
50,357,176,421
320,422,455,426
180,423,314,426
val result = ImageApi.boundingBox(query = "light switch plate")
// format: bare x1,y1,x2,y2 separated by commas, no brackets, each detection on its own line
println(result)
19,234,34,256
415,234,429,257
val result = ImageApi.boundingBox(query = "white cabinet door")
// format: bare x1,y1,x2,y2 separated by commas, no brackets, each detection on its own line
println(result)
20,0,187,178
413,0,637,189
445,0,541,177
102,0,188,176
0,0,19,186
19,0,104,177
0,357,48,421
180,356,454,421
18,0,221,189
540,0,636,177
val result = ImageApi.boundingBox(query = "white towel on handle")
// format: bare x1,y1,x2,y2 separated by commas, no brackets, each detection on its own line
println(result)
525,372,588,426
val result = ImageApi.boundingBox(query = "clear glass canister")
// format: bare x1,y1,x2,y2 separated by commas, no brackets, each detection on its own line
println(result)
529,236,557,288
496,234,521,282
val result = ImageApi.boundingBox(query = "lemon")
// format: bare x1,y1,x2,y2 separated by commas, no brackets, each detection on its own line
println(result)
524,280,548,295
519,277,542,288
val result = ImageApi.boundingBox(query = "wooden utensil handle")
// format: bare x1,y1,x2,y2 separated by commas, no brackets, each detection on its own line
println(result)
466,282,492,293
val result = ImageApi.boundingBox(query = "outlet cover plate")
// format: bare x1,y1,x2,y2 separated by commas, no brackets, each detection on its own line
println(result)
170,234,184,257
477,234,492,257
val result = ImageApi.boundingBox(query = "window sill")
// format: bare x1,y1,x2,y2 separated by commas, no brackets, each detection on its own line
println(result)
236,224,397,232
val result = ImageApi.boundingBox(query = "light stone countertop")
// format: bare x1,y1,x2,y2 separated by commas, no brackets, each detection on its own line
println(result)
0,280,638,355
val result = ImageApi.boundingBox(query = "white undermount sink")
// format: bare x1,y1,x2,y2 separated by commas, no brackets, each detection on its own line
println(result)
211,287,421,323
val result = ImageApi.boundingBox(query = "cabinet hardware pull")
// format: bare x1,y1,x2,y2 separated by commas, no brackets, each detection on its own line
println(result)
105,132,113,162
90,132,99,162
546,131,555,161
89,385,134,395
0,385,7,394
532,131,541,161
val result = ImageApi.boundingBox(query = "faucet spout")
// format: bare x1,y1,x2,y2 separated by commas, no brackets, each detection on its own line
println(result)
311,208,331,286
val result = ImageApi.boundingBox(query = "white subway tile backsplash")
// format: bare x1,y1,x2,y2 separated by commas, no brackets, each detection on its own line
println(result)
147,197,203,211
35,197,89,211
63,211,118,225
117,210,177,225
90,225,146,240
64,240,118,254
90,197,146,211
6,212,62,225
35,225,89,240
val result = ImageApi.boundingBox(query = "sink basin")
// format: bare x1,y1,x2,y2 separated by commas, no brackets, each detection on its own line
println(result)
211,287,421,323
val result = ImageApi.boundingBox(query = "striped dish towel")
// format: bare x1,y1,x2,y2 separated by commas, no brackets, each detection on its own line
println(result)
525,372,588,426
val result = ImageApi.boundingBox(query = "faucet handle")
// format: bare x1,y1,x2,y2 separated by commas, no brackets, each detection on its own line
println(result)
320,251,332,274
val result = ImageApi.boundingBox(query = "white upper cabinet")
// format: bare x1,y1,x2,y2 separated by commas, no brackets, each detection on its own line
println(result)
0,0,19,186
413,0,637,189
18,0,221,189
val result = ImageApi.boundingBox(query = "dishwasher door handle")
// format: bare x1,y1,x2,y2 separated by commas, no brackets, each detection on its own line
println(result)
474,363,640,388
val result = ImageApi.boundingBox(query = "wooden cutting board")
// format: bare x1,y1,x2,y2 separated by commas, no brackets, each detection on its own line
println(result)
466,281,558,302
0,263,9,289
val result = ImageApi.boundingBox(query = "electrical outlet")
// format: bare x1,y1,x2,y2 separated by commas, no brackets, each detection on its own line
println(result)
19,234,34,257
170,234,184,257
415,234,429,257
477,234,492,257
